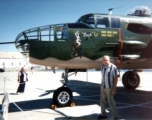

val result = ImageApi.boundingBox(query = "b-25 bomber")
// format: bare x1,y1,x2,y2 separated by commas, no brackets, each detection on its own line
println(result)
1,6,152,108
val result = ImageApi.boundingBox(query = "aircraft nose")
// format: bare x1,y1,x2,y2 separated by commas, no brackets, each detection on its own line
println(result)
15,32,30,58
15,24,68,58
15,25,55,57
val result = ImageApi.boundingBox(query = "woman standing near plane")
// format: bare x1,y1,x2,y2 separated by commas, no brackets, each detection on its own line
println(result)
16,67,28,94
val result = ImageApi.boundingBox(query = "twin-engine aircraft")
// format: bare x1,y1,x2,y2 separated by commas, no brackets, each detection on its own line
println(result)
1,6,152,108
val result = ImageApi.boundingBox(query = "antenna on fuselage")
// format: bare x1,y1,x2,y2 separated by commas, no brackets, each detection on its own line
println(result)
108,6,125,15
108,8,113,15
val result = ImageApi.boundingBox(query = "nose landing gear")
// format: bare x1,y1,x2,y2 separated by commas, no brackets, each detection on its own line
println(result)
50,69,76,109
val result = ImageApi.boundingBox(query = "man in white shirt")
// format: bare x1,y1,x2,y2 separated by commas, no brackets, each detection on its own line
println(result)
98,55,119,120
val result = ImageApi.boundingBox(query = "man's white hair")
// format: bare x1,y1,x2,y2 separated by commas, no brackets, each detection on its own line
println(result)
103,55,110,60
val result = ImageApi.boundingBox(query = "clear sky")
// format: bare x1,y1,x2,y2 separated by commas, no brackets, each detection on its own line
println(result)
0,0,152,52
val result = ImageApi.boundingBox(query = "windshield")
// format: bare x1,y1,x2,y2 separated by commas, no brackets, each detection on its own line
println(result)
76,14,95,28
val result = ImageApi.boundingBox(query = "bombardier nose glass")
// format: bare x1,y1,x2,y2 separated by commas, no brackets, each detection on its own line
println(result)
15,24,68,58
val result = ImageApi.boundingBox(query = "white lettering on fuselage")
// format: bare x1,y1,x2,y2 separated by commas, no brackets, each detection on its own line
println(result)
81,32,93,38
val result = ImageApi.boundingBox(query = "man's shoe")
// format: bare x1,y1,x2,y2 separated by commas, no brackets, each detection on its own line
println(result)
97,115,107,119
114,116,119,120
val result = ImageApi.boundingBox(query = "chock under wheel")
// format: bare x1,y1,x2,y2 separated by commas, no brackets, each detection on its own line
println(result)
70,102,75,107
51,104,57,109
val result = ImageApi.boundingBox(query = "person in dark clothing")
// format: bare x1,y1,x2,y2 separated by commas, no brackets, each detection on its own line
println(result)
31,66,34,74
16,67,28,94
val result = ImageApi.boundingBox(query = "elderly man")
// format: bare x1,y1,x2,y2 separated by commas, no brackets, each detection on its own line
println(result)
98,55,119,120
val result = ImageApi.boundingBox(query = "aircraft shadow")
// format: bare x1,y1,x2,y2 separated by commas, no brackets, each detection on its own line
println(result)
6,79,152,119
7,80,100,113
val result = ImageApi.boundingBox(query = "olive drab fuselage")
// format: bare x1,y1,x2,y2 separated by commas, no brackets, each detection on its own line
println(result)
15,12,152,69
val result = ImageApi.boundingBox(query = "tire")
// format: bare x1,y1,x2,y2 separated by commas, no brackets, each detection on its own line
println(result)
53,87,73,107
122,71,140,89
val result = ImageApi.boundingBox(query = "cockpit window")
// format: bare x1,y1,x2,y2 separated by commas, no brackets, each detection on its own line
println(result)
111,17,121,28
77,14,95,28
96,17,109,28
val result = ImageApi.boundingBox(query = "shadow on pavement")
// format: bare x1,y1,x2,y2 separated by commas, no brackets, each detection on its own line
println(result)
3,79,152,120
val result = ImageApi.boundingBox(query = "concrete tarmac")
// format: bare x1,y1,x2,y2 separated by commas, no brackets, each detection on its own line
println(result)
0,70,152,120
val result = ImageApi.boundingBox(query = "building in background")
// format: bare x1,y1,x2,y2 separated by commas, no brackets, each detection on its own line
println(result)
0,51,44,71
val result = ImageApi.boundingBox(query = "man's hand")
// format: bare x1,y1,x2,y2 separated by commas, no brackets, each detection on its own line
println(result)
112,87,116,95
112,76,118,95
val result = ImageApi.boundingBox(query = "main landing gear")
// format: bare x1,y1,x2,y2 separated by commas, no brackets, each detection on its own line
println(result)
122,71,140,89
50,69,76,109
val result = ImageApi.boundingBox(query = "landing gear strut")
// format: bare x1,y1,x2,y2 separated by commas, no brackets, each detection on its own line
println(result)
50,69,75,109
122,71,140,89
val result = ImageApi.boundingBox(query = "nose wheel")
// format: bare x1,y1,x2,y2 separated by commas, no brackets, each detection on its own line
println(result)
50,68,78,109
50,86,75,109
